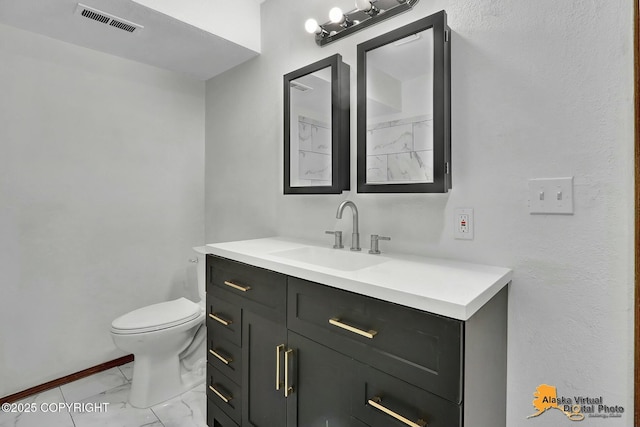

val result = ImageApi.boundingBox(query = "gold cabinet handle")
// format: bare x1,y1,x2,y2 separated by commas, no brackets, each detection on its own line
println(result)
209,313,232,326
209,385,232,404
329,317,377,339
224,280,251,292
368,397,427,427
275,344,285,390
209,349,232,365
284,348,294,397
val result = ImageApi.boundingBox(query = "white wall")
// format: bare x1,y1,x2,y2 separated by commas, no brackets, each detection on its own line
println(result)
132,0,262,53
0,23,205,397
205,0,635,425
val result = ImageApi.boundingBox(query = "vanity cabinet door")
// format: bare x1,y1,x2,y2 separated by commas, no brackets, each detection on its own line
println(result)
285,331,354,427
242,310,287,427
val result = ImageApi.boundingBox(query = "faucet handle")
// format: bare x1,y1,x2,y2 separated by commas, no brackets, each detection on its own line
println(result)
325,230,344,249
368,234,391,255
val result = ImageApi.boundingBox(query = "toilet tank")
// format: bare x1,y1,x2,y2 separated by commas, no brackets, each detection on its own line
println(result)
192,246,209,304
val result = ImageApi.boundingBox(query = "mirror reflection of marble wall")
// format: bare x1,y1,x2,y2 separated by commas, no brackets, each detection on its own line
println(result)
289,68,332,187
366,28,434,184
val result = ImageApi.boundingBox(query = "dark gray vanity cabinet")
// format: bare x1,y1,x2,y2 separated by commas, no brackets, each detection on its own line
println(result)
206,256,287,427
206,255,507,427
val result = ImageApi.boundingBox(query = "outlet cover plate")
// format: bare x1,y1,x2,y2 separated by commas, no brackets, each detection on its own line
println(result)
454,208,474,240
528,177,574,214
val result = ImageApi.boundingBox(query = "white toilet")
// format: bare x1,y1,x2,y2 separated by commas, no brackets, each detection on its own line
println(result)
111,246,209,408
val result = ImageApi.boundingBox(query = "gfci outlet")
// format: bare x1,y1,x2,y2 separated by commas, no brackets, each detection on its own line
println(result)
455,208,474,240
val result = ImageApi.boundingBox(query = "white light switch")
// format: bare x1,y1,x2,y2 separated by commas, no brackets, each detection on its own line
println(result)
528,177,574,214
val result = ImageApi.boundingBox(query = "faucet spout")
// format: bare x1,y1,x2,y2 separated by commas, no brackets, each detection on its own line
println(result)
336,201,360,251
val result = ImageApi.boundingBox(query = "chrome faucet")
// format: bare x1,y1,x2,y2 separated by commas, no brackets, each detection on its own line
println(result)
336,201,360,251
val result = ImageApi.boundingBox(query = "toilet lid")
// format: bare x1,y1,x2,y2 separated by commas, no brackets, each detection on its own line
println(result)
112,297,201,334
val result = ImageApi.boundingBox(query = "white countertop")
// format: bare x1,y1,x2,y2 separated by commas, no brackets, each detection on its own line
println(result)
205,237,512,321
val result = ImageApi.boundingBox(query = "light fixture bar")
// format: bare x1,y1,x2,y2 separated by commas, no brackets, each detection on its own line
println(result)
309,0,420,46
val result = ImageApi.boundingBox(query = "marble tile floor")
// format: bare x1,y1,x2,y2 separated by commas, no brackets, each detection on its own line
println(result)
0,363,206,427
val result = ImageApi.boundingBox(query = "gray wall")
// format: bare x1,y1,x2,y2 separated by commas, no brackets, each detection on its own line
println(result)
205,0,635,425
0,23,205,397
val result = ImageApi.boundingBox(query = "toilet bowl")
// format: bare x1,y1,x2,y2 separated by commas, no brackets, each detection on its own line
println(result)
111,246,209,408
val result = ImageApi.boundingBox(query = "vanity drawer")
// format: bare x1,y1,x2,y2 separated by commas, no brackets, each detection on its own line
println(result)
207,295,241,347
207,333,242,385
207,397,239,427
353,363,462,427
209,256,286,316
208,366,242,425
350,417,371,427
288,277,463,403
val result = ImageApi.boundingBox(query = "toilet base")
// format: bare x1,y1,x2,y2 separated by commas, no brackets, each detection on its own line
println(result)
128,353,205,408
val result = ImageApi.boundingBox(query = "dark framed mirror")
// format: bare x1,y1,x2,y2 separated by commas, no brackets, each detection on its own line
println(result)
357,11,451,193
284,54,350,194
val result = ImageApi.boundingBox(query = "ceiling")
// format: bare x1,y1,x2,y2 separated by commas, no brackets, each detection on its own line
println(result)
0,0,263,80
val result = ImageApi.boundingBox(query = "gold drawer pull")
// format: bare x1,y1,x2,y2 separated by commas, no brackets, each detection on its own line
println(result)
329,317,377,339
209,313,232,326
284,348,294,397
368,397,427,427
209,385,232,403
224,280,251,292
209,349,232,365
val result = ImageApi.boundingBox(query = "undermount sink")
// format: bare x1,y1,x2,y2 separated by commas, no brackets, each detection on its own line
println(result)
270,246,388,272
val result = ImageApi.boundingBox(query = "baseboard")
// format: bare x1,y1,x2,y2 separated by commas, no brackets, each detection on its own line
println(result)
0,354,134,404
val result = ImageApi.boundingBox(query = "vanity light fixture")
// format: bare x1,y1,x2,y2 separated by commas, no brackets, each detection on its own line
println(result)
305,18,329,37
305,0,420,46
329,7,345,23
355,0,381,16
329,7,356,28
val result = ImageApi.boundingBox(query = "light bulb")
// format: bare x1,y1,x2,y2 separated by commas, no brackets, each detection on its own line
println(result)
355,0,372,12
304,18,319,34
329,7,344,23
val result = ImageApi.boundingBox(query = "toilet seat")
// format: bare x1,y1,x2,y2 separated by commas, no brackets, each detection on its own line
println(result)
111,297,202,335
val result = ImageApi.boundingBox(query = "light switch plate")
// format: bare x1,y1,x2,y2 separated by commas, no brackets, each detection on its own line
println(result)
528,177,574,214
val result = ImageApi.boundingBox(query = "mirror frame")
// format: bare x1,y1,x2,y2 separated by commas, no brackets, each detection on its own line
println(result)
284,54,350,194
357,11,451,193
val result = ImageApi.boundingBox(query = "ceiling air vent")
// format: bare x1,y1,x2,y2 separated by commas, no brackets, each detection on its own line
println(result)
74,3,144,34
